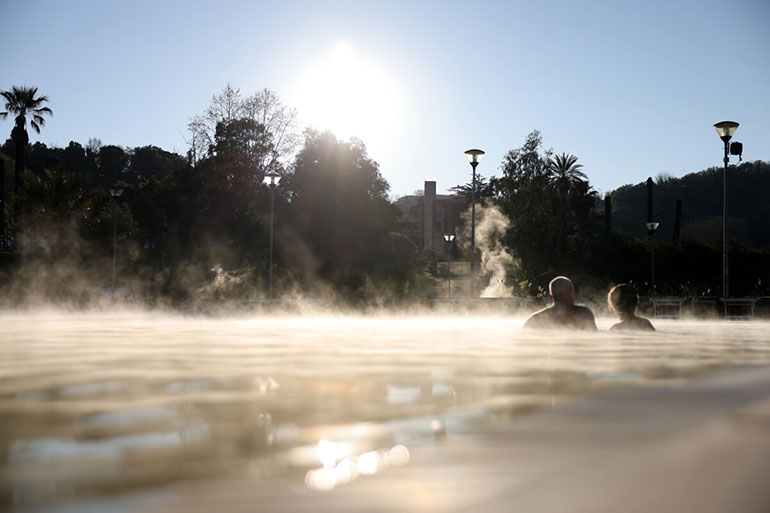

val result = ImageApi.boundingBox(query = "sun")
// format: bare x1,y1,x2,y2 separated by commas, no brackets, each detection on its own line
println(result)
293,41,403,146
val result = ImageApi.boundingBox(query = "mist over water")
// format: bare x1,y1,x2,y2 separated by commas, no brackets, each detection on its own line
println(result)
3,310,770,511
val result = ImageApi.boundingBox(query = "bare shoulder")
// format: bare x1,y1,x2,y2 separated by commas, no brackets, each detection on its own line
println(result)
523,306,552,329
638,317,655,331
610,317,655,331
574,304,597,330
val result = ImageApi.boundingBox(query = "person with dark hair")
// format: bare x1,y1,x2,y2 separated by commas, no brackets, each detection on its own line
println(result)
523,276,597,330
607,284,655,331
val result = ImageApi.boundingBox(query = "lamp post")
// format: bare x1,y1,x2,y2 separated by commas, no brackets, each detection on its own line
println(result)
464,149,484,296
109,187,124,297
443,233,455,298
713,121,740,299
263,171,281,300
646,222,660,295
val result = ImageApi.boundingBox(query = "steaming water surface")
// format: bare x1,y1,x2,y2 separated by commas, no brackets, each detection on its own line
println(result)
2,312,770,511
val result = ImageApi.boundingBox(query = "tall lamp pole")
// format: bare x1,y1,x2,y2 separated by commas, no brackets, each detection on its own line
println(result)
263,171,281,300
713,121,741,299
646,222,660,295
109,187,124,297
464,149,484,296
443,233,455,298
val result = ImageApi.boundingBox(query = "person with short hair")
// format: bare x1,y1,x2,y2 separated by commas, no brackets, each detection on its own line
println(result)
523,276,597,330
607,283,655,331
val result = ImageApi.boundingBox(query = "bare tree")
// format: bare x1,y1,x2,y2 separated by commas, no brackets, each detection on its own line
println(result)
186,84,298,166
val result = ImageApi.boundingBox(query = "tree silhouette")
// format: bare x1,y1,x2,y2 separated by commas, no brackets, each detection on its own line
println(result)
449,174,495,204
0,86,53,233
23,157,91,220
493,130,556,279
187,84,298,168
285,130,397,291
547,153,587,197
547,153,588,257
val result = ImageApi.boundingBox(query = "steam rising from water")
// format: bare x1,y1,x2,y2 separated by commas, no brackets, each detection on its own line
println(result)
3,311,770,511
460,203,518,297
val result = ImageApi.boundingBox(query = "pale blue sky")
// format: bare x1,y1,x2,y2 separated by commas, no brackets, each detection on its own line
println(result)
2,0,768,198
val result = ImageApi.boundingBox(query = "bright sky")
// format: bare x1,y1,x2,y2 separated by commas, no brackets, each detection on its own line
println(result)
1,0,768,198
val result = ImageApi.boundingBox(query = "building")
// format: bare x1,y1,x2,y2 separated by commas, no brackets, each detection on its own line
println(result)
394,181,466,250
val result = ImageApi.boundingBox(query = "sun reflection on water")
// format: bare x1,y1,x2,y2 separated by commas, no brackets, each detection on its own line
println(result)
305,444,410,491
2,313,770,509
317,439,353,468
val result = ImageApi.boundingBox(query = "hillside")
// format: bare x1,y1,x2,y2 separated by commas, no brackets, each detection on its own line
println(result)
607,160,770,247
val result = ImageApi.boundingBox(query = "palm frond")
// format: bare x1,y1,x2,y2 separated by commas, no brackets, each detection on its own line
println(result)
546,153,588,195
0,85,52,134
1,90,16,106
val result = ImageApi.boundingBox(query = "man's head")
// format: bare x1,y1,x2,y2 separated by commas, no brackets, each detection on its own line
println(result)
549,276,575,305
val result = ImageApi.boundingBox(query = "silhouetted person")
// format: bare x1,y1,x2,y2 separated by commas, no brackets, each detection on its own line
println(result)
523,276,597,330
607,284,655,331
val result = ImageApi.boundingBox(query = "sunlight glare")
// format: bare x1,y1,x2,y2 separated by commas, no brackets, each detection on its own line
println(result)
386,445,410,467
356,450,383,475
293,40,404,145
305,467,337,491
317,439,353,468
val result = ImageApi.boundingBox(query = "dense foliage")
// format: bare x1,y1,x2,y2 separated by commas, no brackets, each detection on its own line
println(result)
453,130,770,298
0,85,432,307
1,84,768,306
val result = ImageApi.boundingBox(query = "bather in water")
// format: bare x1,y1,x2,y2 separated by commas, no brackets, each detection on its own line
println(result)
523,276,597,331
607,283,655,331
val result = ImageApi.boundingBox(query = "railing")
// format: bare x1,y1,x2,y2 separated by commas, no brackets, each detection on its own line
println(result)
650,297,686,319
644,297,762,320
721,298,759,320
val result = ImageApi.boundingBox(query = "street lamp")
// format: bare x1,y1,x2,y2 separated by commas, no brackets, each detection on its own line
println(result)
464,148,484,296
109,187,124,297
713,121,742,298
646,222,660,295
443,233,455,299
263,171,281,300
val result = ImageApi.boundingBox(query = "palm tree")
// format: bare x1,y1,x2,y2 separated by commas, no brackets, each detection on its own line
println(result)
547,153,587,197
547,153,588,257
1,85,53,229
